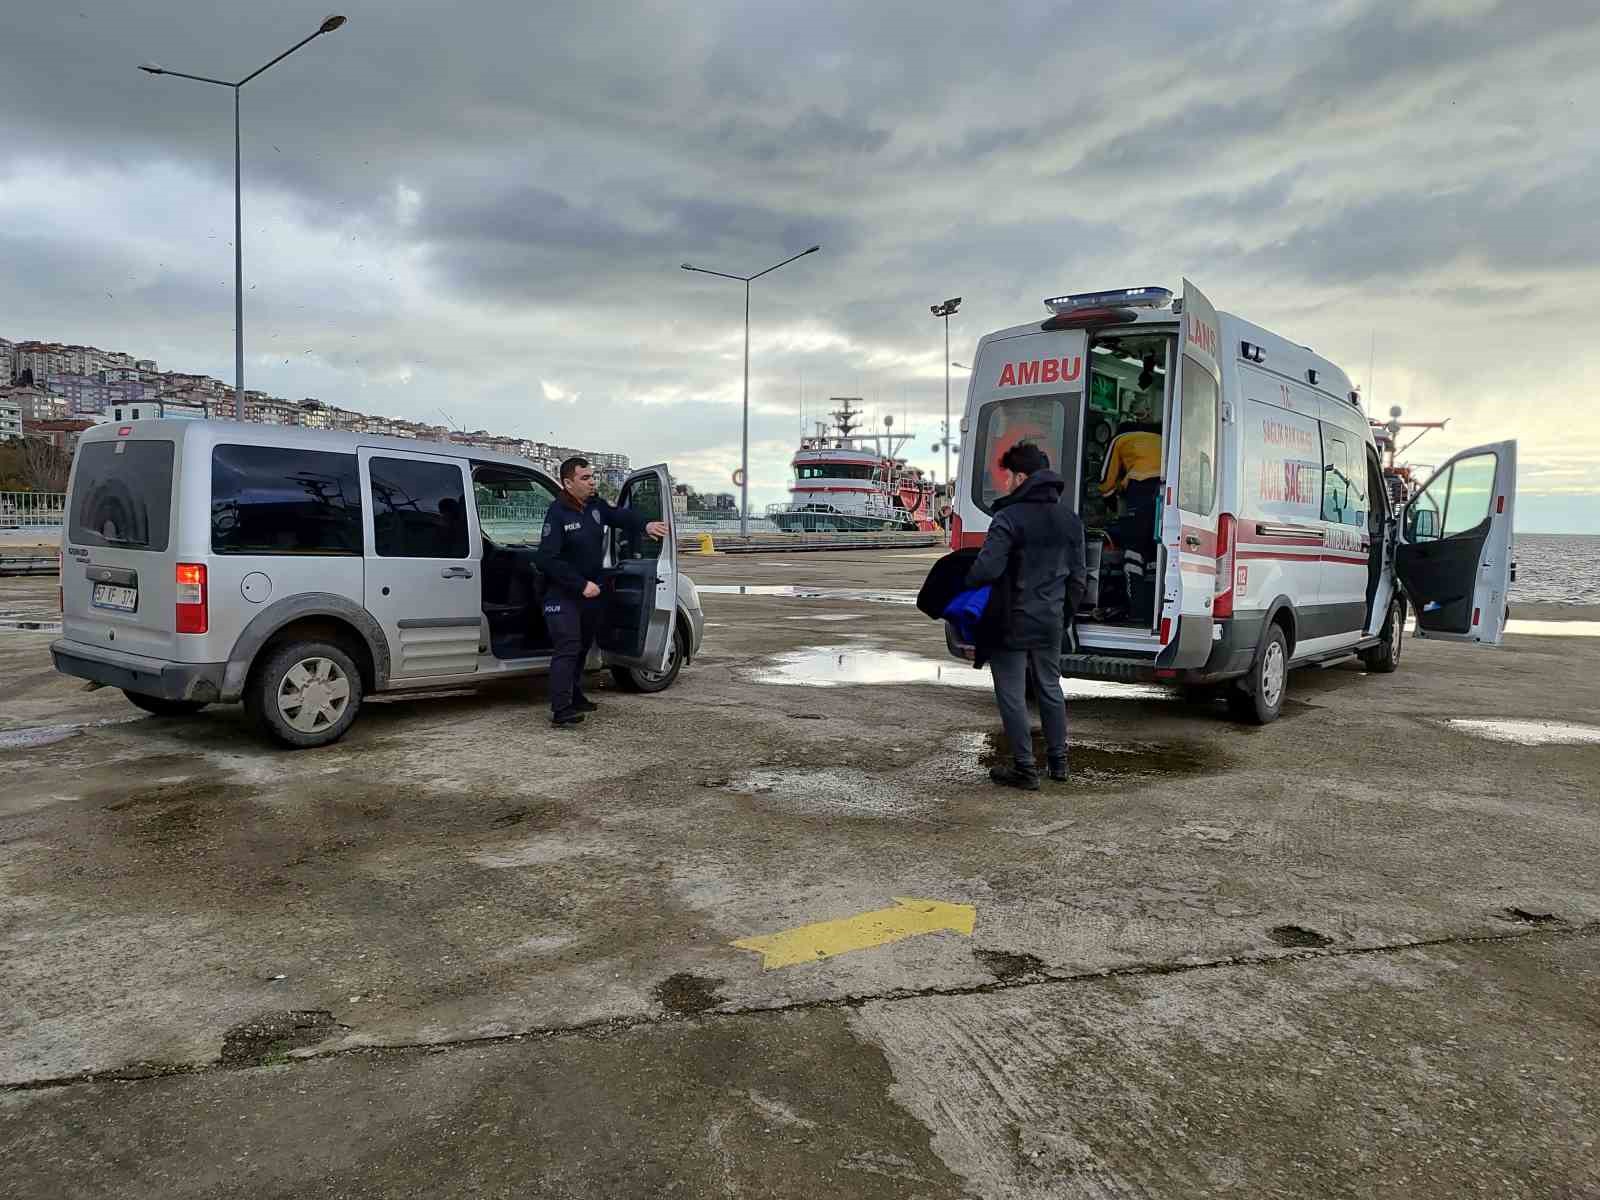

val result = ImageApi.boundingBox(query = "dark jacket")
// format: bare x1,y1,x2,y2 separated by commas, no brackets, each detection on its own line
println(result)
963,470,1087,651
916,548,1014,668
536,492,649,598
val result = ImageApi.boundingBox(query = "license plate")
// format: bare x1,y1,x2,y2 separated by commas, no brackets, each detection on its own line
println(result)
92,583,138,612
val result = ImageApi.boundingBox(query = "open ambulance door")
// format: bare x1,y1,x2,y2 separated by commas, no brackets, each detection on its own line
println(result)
598,464,679,672
1395,441,1516,643
1155,279,1222,669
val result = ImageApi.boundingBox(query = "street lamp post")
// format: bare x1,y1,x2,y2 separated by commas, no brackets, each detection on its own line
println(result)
140,15,348,421
930,297,961,501
681,245,820,538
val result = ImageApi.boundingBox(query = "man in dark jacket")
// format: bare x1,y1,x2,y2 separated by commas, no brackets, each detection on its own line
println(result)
537,457,668,727
965,442,1087,789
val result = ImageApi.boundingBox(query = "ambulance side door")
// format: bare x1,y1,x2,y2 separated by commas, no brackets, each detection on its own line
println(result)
1156,279,1222,668
1395,441,1517,643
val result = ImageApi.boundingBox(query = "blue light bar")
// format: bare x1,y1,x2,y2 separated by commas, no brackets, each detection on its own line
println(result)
1043,287,1174,315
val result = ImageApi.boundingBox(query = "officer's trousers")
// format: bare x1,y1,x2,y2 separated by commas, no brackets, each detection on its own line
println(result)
545,591,598,715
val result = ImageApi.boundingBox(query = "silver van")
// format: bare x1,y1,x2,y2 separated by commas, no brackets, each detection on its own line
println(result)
51,420,704,748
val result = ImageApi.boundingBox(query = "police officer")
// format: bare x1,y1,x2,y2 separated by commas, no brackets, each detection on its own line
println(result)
537,457,668,726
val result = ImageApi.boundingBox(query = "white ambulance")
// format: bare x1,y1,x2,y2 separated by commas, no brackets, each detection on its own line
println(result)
947,281,1516,722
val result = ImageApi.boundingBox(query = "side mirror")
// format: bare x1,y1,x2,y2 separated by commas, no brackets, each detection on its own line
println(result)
1410,507,1440,541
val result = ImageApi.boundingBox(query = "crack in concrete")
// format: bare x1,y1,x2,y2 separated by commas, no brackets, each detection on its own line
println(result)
6,920,1596,1095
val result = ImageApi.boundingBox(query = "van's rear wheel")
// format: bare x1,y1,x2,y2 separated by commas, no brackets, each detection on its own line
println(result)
123,690,208,718
245,640,363,749
1229,624,1288,725
1360,597,1405,674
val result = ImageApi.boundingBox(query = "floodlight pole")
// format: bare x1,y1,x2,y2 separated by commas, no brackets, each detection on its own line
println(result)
681,245,821,537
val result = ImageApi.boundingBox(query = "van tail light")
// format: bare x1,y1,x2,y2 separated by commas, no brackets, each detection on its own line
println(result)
950,513,962,551
58,549,64,613
175,563,208,634
1213,514,1236,619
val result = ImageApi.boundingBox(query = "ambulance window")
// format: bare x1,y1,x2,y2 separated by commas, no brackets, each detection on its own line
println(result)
1440,453,1497,537
1320,432,1366,527
970,395,1069,513
1177,369,1217,514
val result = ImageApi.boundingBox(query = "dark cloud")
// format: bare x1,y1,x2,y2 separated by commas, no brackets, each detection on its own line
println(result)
1,0,1596,518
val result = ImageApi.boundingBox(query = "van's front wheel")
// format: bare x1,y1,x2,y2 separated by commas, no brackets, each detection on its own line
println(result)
246,641,363,749
610,628,686,694
1229,625,1288,725
123,690,208,718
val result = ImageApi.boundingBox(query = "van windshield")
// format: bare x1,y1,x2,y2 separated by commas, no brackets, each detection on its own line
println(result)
68,440,175,552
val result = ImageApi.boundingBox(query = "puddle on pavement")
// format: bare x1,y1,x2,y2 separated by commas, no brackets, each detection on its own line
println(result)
752,644,1174,701
752,646,989,689
973,948,1046,981
653,972,727,1016
1504,620,1600,638
0,715,146,751
0,618,62,633
1267,924,1334,948
220,1010,343,1067
699,585,917,604
730,767,948,821
909,729,1228,789
1442,718,1600,746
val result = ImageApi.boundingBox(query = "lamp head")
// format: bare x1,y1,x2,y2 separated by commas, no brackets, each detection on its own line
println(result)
139,63,164,75
319,15,348,33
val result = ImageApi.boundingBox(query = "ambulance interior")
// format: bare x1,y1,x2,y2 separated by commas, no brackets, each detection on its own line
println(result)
1076,331,1174,632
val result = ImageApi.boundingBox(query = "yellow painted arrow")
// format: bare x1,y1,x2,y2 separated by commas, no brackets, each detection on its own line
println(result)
731,897,977,969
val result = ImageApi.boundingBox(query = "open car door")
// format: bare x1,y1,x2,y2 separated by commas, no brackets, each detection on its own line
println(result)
597,464,678,673
1155,278,1222,669
1395,441,1516,643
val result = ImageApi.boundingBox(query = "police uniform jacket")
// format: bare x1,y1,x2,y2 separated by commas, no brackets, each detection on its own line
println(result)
537,494,650,599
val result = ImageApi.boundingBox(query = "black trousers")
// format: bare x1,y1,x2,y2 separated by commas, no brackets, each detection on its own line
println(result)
545,591,598,714
1117,478,1161,615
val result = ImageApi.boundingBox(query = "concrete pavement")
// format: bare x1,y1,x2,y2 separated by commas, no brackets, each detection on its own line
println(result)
2,553,1597,1197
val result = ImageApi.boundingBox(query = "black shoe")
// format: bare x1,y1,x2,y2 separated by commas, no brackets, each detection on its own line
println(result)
551,710,586,727
1047,759,1068,782
989,765,1040,791
570,696,599,714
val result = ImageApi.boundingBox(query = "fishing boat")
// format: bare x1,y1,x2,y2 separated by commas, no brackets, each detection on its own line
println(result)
766,398,938,533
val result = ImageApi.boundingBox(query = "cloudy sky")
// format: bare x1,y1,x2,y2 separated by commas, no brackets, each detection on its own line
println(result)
2,0,1597,530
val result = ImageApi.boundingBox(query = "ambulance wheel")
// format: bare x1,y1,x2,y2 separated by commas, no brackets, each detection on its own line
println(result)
1229,625,1288,725
1360,597,1405,674
610,628,686,694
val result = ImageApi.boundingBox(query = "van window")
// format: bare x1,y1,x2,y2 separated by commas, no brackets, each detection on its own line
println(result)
474,467,555,543
370,457,469,558
68,440,174,552
1319,431,1367,528
617,473,664,562
1177,367,1217,514
211,444,362,556
970,394,1070,512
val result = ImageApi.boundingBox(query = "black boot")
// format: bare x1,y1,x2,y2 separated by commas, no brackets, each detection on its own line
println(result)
570,695,599,714
1046,757,1068,782
989,764,1040,791
551,710,586,727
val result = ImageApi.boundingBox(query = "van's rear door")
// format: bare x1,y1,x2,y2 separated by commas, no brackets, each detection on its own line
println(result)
1155,279,1222,668
598,465,677,673
1395,440,1516,643
60,432,180,661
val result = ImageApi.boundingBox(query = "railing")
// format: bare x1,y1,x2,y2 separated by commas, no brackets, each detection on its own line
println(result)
0,491,66,530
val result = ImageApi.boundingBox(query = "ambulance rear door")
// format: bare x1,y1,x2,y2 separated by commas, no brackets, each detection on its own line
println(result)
1155,279,1222,669
1395,441,1516,643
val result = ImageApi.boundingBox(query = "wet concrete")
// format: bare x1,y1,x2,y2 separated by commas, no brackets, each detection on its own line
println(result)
3,560,1600,1196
